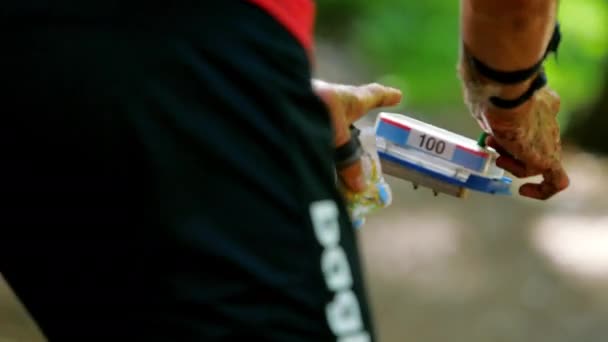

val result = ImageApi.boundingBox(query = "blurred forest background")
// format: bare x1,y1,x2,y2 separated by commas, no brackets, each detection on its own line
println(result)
314,1,608,342
316,0,608,147
1,1,608,341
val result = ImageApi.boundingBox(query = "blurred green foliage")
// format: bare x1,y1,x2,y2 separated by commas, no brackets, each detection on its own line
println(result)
316,0,608,128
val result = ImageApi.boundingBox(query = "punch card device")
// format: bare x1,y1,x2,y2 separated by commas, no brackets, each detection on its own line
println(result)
374,112,512,198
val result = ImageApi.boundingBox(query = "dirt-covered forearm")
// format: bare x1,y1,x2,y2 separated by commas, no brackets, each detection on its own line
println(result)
462,0,557,71
461,0,558,100
458,0,568,200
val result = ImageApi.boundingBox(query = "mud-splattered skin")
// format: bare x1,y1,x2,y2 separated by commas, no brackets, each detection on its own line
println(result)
313,80,402,192
459,52,569,200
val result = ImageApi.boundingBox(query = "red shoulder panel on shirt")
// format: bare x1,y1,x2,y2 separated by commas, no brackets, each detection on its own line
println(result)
246,0,315,54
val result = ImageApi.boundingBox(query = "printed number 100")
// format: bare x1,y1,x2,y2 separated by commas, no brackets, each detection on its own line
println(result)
418,134,446,154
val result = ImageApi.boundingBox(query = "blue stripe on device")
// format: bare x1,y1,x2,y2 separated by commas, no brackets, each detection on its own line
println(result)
452,148,486,172
376,119,410,145
378,151,512,195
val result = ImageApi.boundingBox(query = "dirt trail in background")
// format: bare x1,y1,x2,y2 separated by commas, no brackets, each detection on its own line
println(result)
360,150,608,342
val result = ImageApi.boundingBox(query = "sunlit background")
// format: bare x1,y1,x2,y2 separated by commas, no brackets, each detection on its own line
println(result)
2,1,607,341
316,0,608,341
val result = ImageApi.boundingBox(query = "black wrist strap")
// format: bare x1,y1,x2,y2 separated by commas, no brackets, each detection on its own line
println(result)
468,22,561,85
489,71,547,109
335,125,363,169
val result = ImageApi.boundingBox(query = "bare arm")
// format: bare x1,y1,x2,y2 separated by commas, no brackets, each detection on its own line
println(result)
462,0,557,69
461,0,558,101
459,0,569,200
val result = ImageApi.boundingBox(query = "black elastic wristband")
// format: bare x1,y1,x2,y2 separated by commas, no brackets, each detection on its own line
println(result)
489,72,547,109
468,23,561,85
470,57,542,85
334,125,363,169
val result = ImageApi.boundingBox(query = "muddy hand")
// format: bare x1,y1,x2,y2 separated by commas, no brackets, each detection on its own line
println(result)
483,86,569,200
313,80,402,192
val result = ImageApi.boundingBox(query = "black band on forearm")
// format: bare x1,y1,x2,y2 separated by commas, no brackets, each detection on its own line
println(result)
469,56,542,85
489,71,547,109
468,22,561,85
335,125,363,169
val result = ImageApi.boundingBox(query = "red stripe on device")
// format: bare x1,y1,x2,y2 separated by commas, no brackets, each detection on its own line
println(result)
381,118,412,131
456,146,489,158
